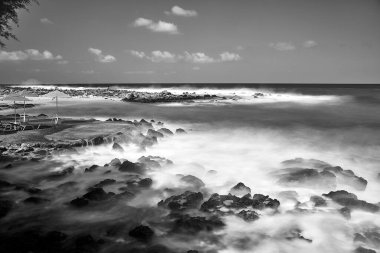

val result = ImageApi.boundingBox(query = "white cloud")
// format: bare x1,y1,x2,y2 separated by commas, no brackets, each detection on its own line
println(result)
166,6,198,17
0,49,62,62
303,40,318,48
220,52,241,62
133,18,178,34
130,50,241,64
40,18,53,25
22,78,41,85
269,42,296,51
88,48,116,63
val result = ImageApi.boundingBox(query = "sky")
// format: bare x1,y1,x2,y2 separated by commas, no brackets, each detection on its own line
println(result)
0,0,380,84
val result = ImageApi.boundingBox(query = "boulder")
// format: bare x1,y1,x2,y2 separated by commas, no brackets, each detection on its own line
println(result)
355,247,376,253
138,156,173,168
175,128,186,134
147,129,164,138
93,179,116,188
84,165,99,173
172,214,225,233
119,160,146,174
323,190,379,212
82,188,115,201
277,168,336,189
112,142,124,152
237,210,259,222
310,196,327,207
180,175,205,189
109,158,121,167
229,182,251,197
129,225,154,241
158,191,203,211
70,197,89,208
44,166,74,181
158,128,174,136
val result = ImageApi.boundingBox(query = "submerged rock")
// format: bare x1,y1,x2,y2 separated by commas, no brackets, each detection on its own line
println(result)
175,128,186,134
93,179,116,188
44,166,75,181
180,175,205,189
147,129,164,138
138,156,173,168
129,225,154,241
172,214,225,233
112,142,124,152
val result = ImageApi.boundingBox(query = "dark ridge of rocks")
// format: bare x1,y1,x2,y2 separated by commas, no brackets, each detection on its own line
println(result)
310,196,327,207
126,177,153,188
175,128,186,134
44,166,75,181
82,188,115,201
147,129,164,138
119,160,146,174
323,190,380,212
93,179,116,188
230,182,251,197
84,165,99,173
171,214,225,234
251,194,281,210
180,175,205,189
158,128,174,136
23,197,50,205
237,210,259,222
0,199,13,218
112,142,124,152
355,246,377,253
277,168,336,189
158,191,204,212
128,225,154,241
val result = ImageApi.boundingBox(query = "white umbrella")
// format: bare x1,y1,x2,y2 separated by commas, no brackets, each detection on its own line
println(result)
16,90,39,122
2,95,32,124
42,90,70,124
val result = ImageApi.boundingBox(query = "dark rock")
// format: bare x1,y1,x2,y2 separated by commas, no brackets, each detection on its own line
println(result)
281,158,331,169
83,188,114,201
180,175,205,189
85,165,99,173
0,199,13,218
323,166,368,191
158,128,174,136
323,190,379,212
0,180,12,189
112,142,124,151
91,136,105,146
70,197,89,207
129,225,154,241
230,182,251,197
355,246,377,253
44,166,74,181
147,129,164,138
252,194,280,210
277,168,336,189
138,156,173,168
175,128,186,134
172,214,225,233
119,160,146,174
158,191,203,211
139,178,153,188
23,197,49,204
93,179,116,188
237,210,259,222
110,158,121,167
339,207,351,219
310,196,327,207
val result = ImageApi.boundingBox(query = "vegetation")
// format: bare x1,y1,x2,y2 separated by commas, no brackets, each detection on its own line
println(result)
0,0,38,48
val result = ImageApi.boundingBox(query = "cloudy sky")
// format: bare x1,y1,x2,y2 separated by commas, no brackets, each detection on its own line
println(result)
0,0,380,84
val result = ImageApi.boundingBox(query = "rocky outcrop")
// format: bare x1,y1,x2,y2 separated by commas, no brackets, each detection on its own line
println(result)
158,191,204,212
229,182,251,197
323,190,379,212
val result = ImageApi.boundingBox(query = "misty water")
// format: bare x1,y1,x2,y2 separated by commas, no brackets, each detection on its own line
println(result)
2,86,380,253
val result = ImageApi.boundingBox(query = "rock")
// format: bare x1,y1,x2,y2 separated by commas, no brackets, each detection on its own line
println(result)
277,168,336,189
44,166,74,181
23,197,49,204
310,196,327,207
323,166,367,191
90,136,105,146
85,165,99,173
180,175,205,189
339,207,351,219
82,188,114,201
138,178,153,188
323,190,379,212
355,247,377,253
172,214,225,233
138,156,173,168
112,142,124,152
0,199,13,218
158,128,174,136
93,179,116,188
0,180,12,189
281,158,331,169
70,197,89,208
230,182,251,197
119,160,146,174
110,158,121,167
158,191,203,212
129,225,154,241
237,210,259,222
284,228,312,242
147,129,164,138
175,128,186,134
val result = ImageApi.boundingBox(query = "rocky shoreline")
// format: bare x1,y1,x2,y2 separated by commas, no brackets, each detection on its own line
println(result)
0,119,379,253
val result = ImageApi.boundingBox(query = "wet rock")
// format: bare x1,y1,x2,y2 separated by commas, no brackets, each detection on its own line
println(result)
119,160,146,174
112,142,124,152
82,187,115,201
251,194,280,210
147,129,164,138
23,197,50,204
0,199,13,218
129,225,154,241
237,210,259,222
323,190,379,212
230,182,251,197
339,207,351,219
44,166,74,181
281,158,331,169
158,191,203,211
175,128,186,134
138,156,173,168
355,246,377,253
91,136,105,146
323,166,367,191
85,165,99,173
201,193,266,212
70,197,89,208
310,196,327,207
277,168,336,189
172,214,225,233
93,179,116,188
180,175,205,189
140,136,158,148
110,158,121,167
158,128,174,136
126,177,153,188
